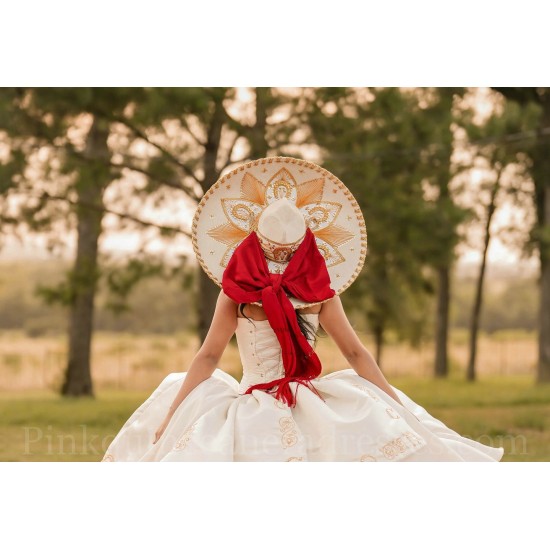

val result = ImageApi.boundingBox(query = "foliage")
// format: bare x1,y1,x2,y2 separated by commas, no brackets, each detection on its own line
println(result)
0,259,196,334
303,87,470,349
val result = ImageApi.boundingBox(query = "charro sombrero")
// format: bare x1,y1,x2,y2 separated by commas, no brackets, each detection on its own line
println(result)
192,156,367,308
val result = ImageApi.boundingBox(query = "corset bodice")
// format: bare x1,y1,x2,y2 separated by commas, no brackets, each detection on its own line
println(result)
235,313,320,393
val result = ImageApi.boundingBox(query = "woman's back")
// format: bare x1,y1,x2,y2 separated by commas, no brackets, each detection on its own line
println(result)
235,311,321,392
236,301,322,321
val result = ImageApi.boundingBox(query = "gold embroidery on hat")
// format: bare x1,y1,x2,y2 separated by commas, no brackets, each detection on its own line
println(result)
265,169,298,204
241,172,266,204
256,227,305,262
207,222,247,246
295,177,324,206
221,198,263,232
315,224,355,247
207,164,357,269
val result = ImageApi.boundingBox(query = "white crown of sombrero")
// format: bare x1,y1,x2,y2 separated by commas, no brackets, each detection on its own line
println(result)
192,156,367,308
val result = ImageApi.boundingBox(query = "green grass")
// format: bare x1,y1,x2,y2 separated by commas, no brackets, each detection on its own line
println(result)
0,375,549,461
0,390,148,462
391,375,550,461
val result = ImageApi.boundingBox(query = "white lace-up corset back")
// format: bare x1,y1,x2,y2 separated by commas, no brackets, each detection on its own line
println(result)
235,313,320,393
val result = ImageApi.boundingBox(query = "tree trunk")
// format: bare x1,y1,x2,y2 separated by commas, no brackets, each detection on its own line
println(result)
373,323,383,368
61,117,110,396
489,88,550,384
537,135,550,382
196,89,272,342
198,100,226,343
538,192,550,382
434,265,450,377
433,135,454,379
250,87,270,159
467,174,501,381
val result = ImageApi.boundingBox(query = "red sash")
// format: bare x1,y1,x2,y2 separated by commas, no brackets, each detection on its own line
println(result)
222,227,335,407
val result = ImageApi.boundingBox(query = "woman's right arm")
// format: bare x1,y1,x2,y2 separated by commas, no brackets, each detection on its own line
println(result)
319,295,404,406
153,289,237,443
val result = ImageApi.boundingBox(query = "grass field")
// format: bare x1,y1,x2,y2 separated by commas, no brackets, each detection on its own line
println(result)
0,375,548,461
0,329,547,461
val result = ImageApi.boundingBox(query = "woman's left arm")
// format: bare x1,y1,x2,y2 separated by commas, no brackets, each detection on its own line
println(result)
319,295,404,406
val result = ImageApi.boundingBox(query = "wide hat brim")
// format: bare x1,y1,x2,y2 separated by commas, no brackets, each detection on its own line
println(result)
192,156,367,309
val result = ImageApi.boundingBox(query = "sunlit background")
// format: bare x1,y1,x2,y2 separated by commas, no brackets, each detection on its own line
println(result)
0,86,548,461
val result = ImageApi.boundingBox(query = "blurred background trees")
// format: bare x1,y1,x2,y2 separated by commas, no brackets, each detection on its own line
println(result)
489,88,550,383
0,87,547,396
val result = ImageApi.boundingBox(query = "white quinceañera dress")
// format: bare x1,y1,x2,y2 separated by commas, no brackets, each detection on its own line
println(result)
102,313,504,462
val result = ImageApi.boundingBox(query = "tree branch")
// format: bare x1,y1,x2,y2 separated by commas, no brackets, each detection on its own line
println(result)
111,157,202,200
179,116,207,147
108,114,204,186
223,109,253,136
36,190,192,238
220,131,247,172
61,145,201,202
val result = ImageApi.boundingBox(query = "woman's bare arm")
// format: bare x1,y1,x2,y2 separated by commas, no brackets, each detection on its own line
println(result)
319,295,404,406
166,289,237,415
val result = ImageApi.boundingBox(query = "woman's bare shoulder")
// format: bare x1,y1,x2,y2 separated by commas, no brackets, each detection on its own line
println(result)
300,302,323,314
318,295,365,358
319,294,341,311
318,295,347,325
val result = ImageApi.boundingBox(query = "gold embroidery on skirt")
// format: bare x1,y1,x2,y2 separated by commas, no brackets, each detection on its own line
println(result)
379,431,424,459
287,456,304,461
173,422,197,451
279,416,298,448
403,430,424,447
359,454,377,462
386,407,400,419
350,382,381,402
274,399,289,410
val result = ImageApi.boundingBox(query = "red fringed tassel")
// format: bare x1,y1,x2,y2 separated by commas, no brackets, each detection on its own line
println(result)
244,376,326,408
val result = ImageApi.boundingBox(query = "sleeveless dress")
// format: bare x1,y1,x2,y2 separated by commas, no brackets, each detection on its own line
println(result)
101,313,504,462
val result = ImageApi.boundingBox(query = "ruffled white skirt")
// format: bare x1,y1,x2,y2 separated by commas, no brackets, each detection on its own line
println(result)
102,368,504,462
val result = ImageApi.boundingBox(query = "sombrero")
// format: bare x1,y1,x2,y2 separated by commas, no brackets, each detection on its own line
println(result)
191,156,367,308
